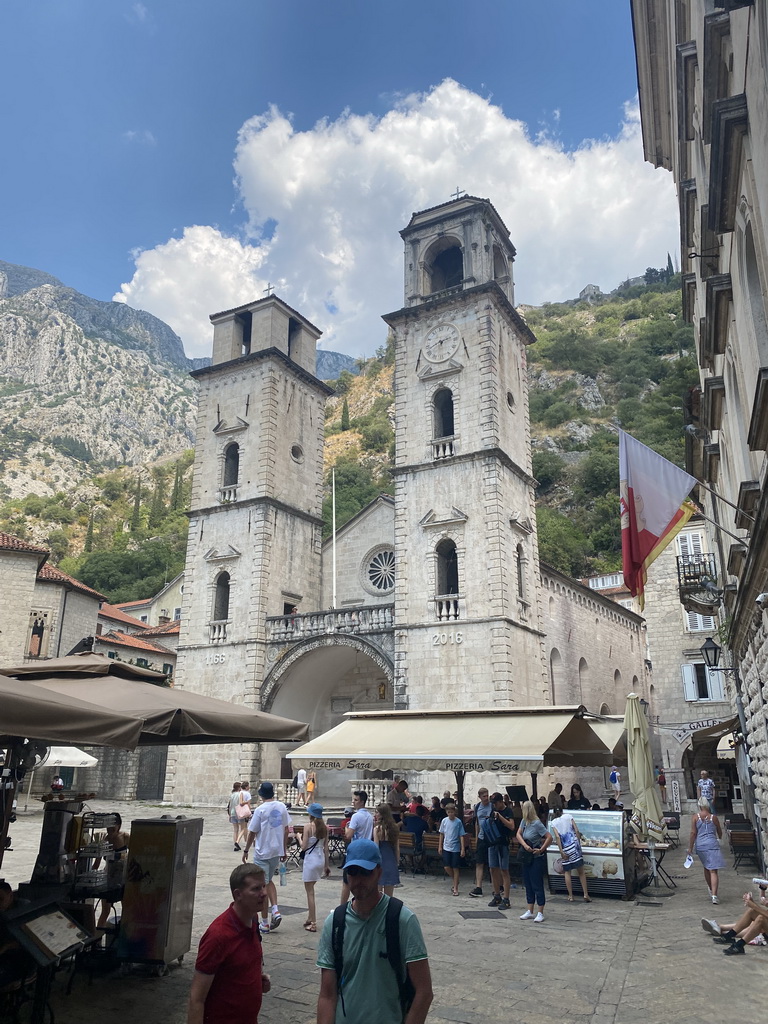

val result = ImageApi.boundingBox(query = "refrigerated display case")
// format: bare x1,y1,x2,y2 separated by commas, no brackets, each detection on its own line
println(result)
117,815,204,971
546,810,629,898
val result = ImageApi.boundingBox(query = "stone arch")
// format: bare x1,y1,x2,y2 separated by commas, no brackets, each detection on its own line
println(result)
261,634,394,800
614,669,622,688
223,442,239,487
599,702,611,715
492,244,509,283
423,236,464,293
213,571,230,621
435,538,459,596
549,648,562,703
433,388,455,439
578,657,590,703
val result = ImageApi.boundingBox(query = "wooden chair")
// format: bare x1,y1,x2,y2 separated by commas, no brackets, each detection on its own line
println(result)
397,831,416,874
422,833,442,873
729,829,759,868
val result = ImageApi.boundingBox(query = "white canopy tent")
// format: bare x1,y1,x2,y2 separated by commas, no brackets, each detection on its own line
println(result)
22,745,98,810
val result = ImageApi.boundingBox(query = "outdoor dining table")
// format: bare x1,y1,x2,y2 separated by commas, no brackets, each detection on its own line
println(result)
633,841,675,889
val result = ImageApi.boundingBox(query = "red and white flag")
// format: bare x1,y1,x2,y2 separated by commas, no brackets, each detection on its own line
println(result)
619,430,697,609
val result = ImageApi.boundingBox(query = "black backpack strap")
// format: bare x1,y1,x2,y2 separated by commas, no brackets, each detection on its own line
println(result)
385,897,414,1021
332,903,348,1017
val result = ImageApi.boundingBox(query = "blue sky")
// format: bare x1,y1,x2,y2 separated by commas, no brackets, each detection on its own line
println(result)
0,2,677,357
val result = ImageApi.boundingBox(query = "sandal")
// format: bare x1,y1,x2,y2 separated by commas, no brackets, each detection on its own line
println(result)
583,897,592,903
567,897,574,902
303,922,317,932
452,889,459,896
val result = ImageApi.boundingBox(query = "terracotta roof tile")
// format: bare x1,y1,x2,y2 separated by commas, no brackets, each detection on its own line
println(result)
142,620,181,636
37,564,107,602
0,532,49,556
99,603,149,629
113,598,152,609
97,631,176,656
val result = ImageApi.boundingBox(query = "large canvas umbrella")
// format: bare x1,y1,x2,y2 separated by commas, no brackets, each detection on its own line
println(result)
0,672,144,749
625,692,665,844
1,653,310,746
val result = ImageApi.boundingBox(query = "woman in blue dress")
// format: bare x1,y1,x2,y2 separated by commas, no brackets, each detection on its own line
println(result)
687,796,726,904
374,802,401,895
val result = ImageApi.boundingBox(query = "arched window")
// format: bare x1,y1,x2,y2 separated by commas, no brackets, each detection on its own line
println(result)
223,443,239,487
614,669,622,689
433,389,454,438
214,572,230,621
516,544,526,600
493,244,508,281
578,658,590,703
600,702,612,715
425,238,464,293
549,648,561,703
436,539,459,596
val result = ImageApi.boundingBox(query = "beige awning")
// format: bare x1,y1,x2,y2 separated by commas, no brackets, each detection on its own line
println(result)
689,715,739,749
290,706,619,773
587,717,627,765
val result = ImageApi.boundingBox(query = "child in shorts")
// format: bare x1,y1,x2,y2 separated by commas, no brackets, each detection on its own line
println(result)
439,803,467,896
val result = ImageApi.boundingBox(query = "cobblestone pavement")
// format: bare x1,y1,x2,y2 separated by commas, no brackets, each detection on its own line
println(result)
3,800,767,1023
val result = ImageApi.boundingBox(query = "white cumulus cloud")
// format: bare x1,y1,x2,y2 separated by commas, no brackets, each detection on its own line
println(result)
114,80,677,359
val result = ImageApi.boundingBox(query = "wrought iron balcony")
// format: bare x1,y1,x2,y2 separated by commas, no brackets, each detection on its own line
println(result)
676,553,721,616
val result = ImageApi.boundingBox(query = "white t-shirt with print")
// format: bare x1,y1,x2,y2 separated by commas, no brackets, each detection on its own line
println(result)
248,799,291,859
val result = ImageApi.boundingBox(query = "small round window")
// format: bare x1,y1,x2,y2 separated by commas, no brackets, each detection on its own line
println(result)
506,391,515,411
291,444,304,463
361,546,395,595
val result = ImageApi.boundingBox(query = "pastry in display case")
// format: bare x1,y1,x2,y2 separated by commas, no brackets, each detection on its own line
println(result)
547,809,628,897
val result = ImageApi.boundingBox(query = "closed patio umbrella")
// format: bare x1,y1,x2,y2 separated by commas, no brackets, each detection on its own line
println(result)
625,692,665,844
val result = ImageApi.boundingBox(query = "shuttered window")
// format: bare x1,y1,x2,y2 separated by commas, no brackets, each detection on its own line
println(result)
681,662,725,702
685,609,718,632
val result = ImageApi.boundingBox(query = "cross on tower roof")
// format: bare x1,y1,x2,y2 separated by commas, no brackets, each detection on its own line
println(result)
263,282,275,297
450,187,466,201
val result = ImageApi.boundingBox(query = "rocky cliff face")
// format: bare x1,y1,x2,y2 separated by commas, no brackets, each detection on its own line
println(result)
0,259,355,501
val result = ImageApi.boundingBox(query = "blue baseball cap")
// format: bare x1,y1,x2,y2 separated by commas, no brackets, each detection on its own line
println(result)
344,839,381,871
307,802,324,818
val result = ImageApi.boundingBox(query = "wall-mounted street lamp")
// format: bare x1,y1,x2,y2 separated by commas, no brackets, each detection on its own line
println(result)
700,636,728,671
639,697,649,717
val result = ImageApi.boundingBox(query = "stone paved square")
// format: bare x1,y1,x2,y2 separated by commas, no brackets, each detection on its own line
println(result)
3,800,767,1023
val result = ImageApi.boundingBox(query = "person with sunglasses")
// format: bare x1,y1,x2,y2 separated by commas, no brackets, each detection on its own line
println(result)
316,839,433,1024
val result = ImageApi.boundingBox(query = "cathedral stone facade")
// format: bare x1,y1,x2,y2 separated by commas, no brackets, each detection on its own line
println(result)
169,197,648,805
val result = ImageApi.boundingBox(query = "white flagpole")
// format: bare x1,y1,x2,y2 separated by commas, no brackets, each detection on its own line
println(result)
332,467,337,610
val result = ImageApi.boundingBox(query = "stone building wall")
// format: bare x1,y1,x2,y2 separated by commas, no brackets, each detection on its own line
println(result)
0,550,41,663
321,497,394,608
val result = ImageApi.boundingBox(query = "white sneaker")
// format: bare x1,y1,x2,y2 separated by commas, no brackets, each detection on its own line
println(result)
711,894,719,905
701,918,721,935
534,912,545,923
519,910,534,920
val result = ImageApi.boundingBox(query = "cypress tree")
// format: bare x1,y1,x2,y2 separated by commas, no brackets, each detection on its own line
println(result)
341,398,350,431
131,479,142,533
84,513,94,553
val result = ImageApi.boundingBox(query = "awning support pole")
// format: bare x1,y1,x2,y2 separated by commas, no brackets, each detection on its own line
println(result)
530,771,538,799
453,770,465,820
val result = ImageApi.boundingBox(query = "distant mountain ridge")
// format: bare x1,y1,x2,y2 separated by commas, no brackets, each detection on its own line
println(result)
0,258,355,501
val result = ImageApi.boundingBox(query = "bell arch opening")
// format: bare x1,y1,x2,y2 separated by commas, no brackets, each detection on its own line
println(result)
433,388,455,439
424,236,464,293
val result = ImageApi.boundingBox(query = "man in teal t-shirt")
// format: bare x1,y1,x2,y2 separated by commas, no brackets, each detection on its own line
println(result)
316,839,433,1024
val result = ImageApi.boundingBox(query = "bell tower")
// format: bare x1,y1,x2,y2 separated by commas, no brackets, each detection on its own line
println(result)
383,196,547,710
170,294,332,803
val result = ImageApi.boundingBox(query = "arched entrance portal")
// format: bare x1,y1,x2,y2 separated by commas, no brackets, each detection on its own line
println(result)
261,635,393,802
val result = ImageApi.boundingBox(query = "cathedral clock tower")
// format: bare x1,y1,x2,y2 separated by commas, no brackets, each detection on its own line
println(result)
382,196,548,710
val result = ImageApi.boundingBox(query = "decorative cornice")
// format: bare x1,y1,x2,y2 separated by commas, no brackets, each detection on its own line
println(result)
191,345,334,396
393,445,534,486
213,417,249,436
189,494,323,527
702,274,732,366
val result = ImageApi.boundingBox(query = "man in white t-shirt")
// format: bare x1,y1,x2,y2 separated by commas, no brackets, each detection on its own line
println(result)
242,781,291,933
296,767,307,806
339,790,374,905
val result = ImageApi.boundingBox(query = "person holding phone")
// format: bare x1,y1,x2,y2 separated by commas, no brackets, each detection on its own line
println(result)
701,881,768,955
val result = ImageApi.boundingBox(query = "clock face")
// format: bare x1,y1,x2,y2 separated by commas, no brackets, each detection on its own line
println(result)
423,322,461,363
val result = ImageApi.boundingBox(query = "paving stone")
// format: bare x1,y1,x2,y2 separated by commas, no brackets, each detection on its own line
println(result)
3,799,768,1023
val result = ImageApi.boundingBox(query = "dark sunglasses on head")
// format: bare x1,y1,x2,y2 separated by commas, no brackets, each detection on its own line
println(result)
345,866,373,877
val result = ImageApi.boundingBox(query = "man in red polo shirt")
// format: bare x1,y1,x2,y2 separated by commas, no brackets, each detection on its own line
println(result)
188,864,271,1024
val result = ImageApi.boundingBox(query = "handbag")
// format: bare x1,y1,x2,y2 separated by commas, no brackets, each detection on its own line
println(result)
300,838,320,861
235,802,252,820
517,846,535,866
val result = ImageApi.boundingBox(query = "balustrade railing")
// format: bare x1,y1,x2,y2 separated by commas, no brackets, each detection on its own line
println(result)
266,604,394,642
209,619,229,642
434,596,462,621
431,436,456,460
218,484,239,502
